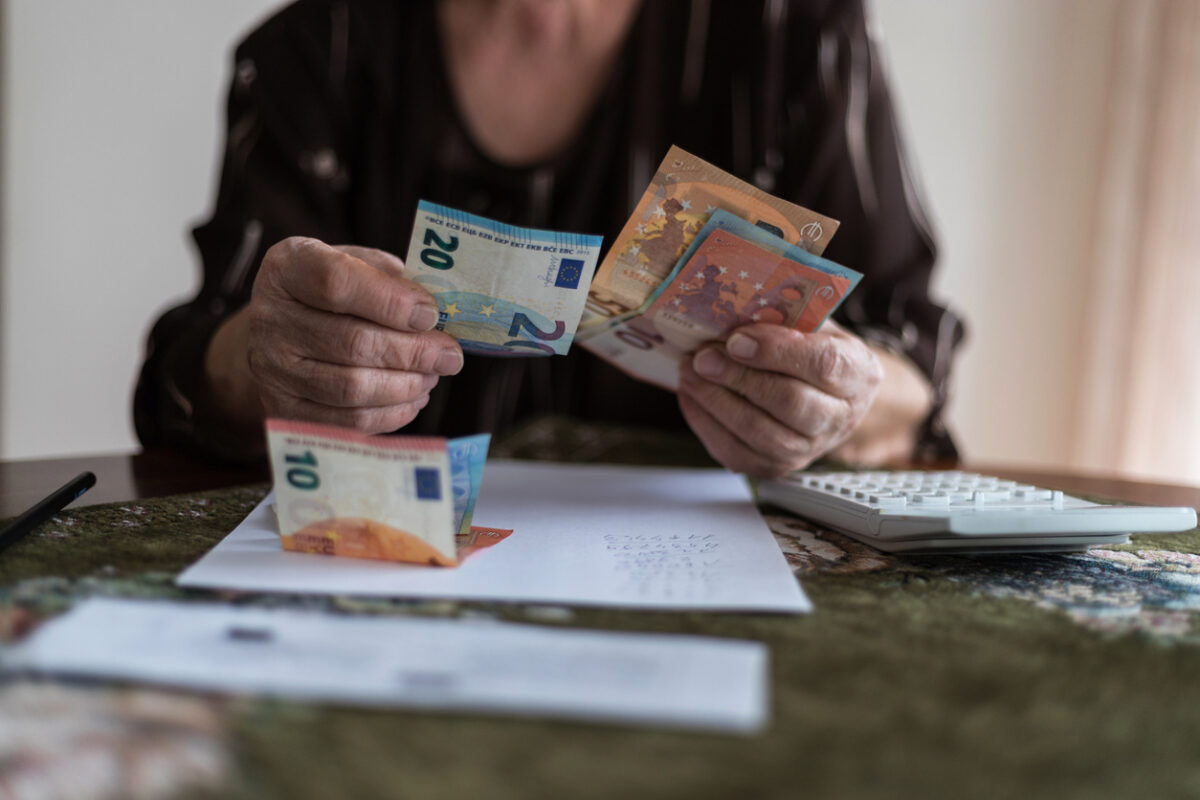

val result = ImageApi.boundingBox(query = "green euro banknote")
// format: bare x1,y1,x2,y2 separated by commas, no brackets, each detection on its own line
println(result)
266,419,491,567
404,200,603,356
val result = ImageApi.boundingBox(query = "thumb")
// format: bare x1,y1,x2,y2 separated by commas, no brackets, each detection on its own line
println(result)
331,244,407,281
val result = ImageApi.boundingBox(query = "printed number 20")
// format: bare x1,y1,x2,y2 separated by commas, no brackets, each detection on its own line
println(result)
508,313,565,341
504,313,566,355
420,228,459,270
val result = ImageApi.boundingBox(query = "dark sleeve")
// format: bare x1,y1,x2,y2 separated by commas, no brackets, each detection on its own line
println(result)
780,0,966,461
133,0,358,462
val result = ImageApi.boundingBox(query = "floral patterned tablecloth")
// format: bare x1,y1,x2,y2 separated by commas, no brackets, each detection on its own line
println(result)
2,418,1199,800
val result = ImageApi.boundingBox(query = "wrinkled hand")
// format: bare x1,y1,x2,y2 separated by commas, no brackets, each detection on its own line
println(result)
246,237,462,431
677,321,882,478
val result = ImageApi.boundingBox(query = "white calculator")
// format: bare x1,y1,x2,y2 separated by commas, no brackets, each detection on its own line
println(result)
758,470,1198,554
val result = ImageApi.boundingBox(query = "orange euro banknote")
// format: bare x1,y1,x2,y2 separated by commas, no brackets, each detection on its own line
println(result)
646,229,854,350
585,145,838,321
455,525,514,561
580,228,857,392
282,520,513,566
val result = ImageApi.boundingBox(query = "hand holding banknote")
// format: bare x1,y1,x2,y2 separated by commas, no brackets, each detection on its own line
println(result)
211,237,465,434
677,319,882,478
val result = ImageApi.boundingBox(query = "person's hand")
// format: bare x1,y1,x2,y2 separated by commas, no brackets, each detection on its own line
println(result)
677,321,883,478
208,237,463,434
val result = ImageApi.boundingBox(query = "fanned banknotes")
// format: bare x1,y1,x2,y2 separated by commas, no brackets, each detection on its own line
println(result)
266,419,494,566
581,211,861,391
584,145,839,324
405,200,603,356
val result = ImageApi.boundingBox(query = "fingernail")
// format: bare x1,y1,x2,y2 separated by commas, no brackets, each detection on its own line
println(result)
692,348,725,378
727,332,758,359
435,349,463,375
409,304,439,332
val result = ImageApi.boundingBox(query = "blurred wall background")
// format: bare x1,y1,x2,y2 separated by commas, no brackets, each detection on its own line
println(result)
873,0,1117,468
0,0,282,458
1,0,1194,484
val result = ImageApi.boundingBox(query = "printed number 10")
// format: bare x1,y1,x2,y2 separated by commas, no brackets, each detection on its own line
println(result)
420,229,459,270
285,451,319,490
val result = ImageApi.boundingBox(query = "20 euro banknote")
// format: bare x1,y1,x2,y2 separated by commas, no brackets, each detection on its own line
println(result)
266,419,492,566
405,200,603,356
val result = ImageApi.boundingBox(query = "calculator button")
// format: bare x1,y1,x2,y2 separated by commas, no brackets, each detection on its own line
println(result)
871,495,907,509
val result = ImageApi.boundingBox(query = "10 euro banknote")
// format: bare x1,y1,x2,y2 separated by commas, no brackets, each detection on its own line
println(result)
266,419,494,567
405,200,603,356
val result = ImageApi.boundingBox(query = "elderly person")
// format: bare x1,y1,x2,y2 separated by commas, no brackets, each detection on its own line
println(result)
135,0,963,476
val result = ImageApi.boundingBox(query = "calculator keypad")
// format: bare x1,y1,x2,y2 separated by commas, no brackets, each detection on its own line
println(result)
791,472,1067,511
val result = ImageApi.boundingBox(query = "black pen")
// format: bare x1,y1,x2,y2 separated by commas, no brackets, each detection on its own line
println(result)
0,471,96,554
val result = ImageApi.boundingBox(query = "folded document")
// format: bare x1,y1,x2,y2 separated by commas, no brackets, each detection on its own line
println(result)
6,598,769,734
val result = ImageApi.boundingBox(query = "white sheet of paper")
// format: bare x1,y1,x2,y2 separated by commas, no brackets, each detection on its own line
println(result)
177,461,810,613
7,598,769,733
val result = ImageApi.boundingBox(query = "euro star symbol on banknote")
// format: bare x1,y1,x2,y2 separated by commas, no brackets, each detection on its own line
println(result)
405,200,602,357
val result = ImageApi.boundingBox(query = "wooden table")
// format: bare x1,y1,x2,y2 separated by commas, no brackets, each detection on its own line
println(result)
981,464,1200,510
0,450,269,518
1,450,1194,519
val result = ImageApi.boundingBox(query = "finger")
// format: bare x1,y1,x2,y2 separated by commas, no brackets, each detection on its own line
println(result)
715,323,882,400
262,392,432,435
259,357,440,409
689,346,851,439
267,238,440,333
266,301,463,374
679,362,814,471
677,392,801,478
331,244,407,280
816,317,850,336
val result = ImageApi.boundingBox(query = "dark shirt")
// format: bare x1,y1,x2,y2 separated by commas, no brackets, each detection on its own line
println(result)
134,0,965,463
